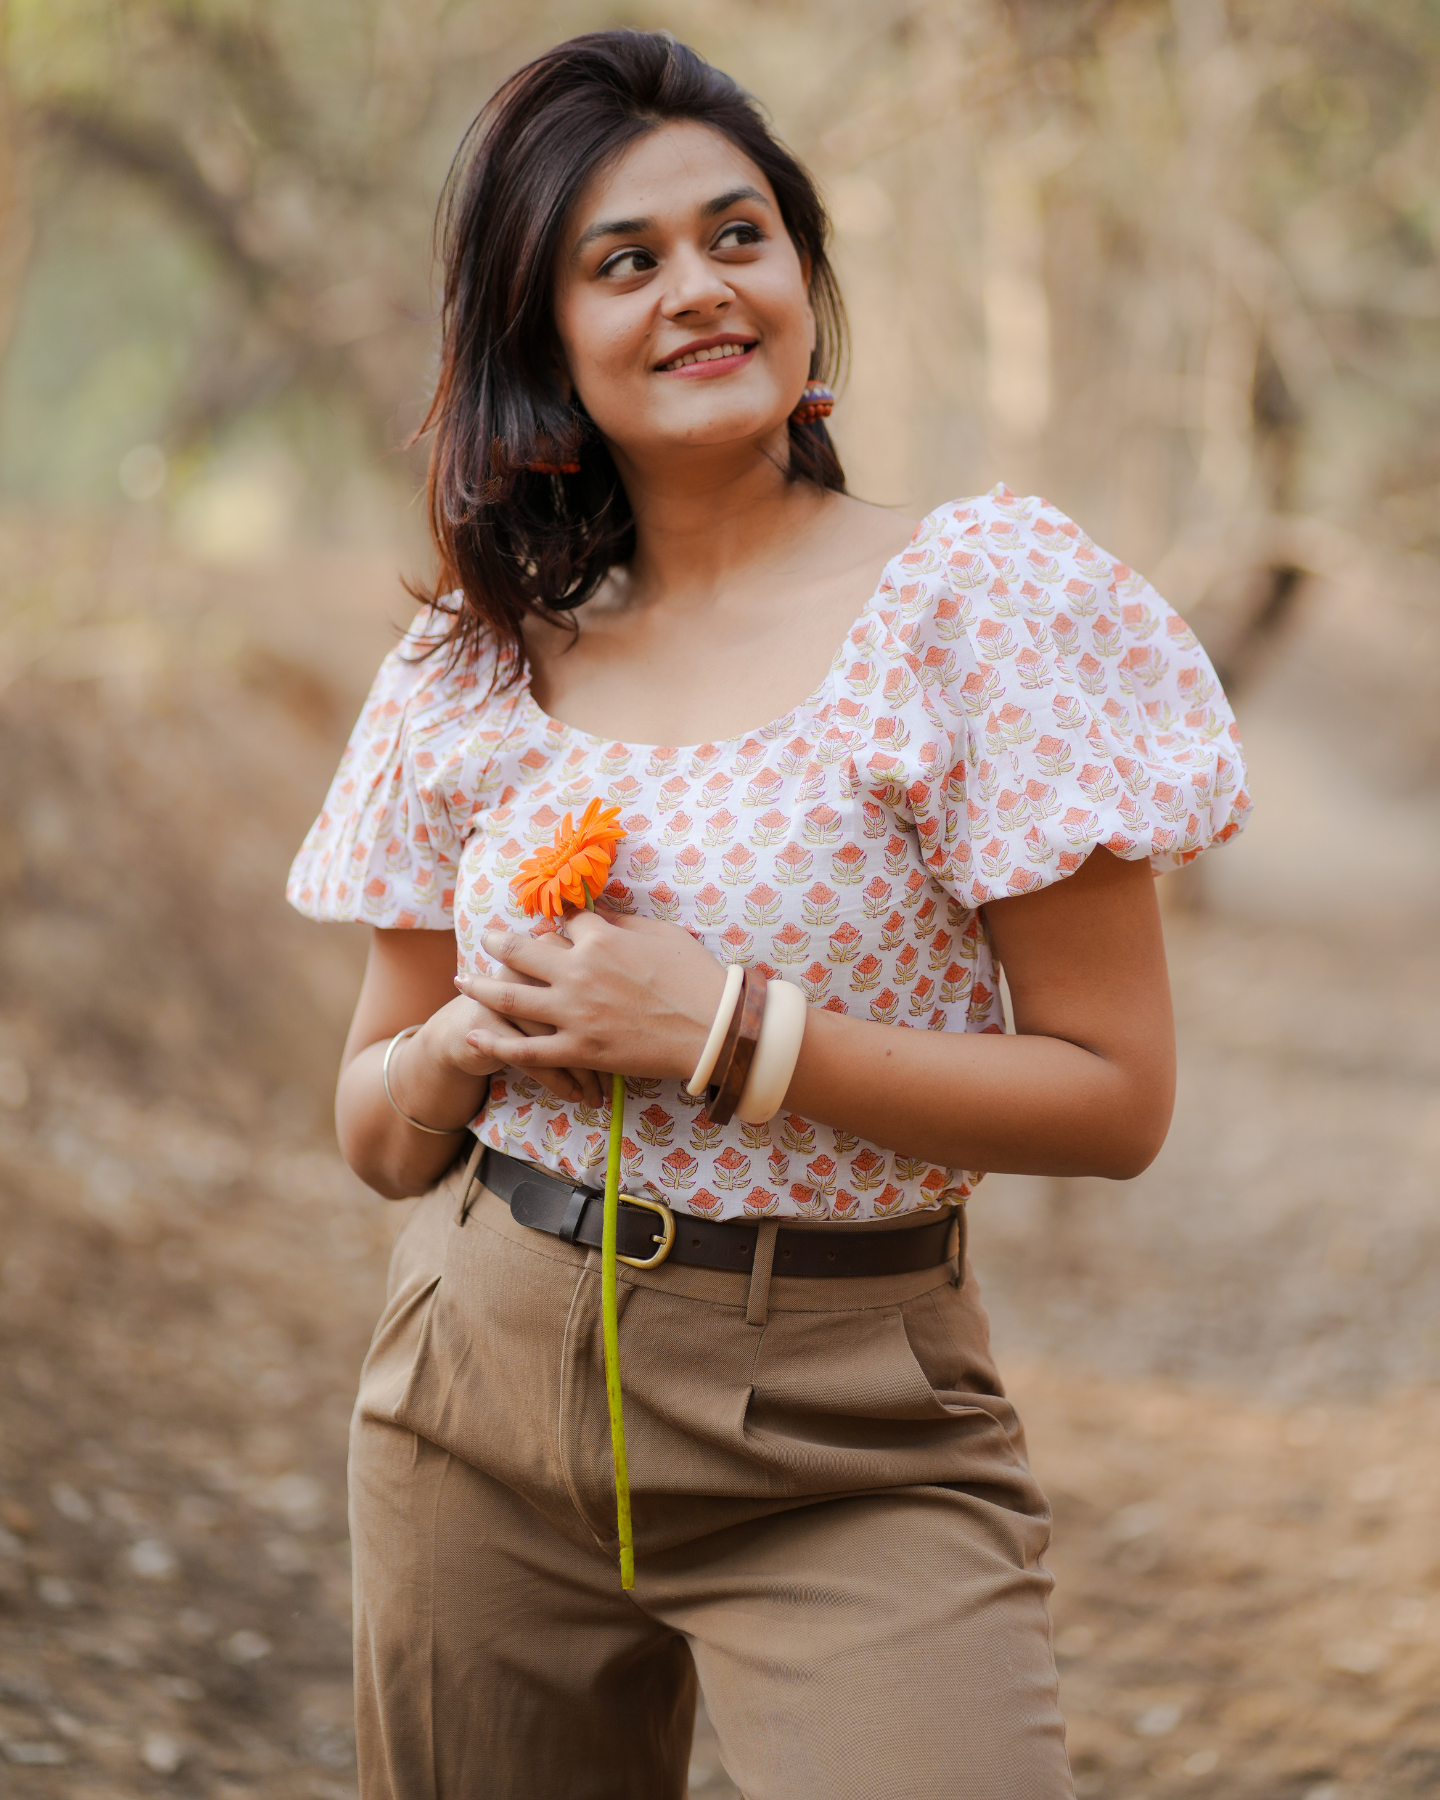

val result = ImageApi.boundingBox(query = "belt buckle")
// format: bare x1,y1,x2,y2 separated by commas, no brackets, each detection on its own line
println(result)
616,1194,676,1270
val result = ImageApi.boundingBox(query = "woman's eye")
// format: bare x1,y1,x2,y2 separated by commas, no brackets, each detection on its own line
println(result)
599,248,655,278
715,222,763,249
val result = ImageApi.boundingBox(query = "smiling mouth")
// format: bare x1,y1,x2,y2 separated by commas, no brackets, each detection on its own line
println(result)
657,341,757,373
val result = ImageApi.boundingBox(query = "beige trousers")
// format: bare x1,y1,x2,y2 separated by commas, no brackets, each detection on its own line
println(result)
350,1157,1073,1799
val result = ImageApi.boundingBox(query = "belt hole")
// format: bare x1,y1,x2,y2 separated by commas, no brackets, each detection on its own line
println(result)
826,1250,836,1261
690,1236,701,1248
781,1248,793,1259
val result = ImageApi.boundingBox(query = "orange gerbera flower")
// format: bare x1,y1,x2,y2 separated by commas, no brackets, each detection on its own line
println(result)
511,798,626,919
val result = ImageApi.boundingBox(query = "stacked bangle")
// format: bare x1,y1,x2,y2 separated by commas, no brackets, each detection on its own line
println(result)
735,979,808,1124
685,964,744,1097
701,969,807,1128
703,968,767,1127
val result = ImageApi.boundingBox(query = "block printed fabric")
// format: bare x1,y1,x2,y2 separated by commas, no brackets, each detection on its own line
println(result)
288,487,1250,1221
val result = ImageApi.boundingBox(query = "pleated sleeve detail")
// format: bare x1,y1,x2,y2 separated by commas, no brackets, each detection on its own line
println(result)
850,487,1251,906
285,611,514,928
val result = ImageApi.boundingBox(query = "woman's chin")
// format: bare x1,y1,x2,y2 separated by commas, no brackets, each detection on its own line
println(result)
611,408,795,463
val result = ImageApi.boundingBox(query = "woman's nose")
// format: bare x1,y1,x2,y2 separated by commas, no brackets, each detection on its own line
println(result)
660,245,735,318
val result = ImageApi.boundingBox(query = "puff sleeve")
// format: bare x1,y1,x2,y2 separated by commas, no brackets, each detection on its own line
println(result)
859,487,1251,906
286,612,514,927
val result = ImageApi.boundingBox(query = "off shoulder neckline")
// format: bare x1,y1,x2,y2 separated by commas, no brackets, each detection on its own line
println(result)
513,506,944,758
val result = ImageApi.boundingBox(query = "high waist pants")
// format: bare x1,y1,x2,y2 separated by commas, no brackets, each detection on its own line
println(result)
349,1157,1074,1799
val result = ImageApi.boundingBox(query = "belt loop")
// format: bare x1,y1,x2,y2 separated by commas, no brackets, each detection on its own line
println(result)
455,1136,486,1226
746,1220,780,1327
557,1186,589,1244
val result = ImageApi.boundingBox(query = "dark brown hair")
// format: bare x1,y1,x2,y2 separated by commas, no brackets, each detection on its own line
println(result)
409,29,848,676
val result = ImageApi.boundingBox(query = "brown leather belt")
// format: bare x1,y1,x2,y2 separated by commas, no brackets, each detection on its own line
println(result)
478,1147,960,1278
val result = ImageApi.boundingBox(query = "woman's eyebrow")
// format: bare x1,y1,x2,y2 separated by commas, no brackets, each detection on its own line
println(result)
701,184,768,216
572,185,771,256
574,215,651,254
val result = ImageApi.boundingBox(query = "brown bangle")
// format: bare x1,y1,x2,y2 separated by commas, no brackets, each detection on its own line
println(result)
704,967,766,1128
704,966,757,1123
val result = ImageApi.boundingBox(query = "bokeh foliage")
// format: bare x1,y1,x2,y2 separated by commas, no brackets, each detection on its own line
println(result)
3,1,1437,560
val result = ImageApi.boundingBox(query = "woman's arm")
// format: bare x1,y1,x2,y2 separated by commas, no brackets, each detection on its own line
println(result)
787,846,1175,1177
336,928,603,1200
457,847,1176,1181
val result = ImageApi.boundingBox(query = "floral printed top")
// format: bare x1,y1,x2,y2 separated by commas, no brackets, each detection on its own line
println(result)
288,487,1249,1221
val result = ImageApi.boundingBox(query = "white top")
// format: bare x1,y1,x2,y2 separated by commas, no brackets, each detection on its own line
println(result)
288,487,1249,1221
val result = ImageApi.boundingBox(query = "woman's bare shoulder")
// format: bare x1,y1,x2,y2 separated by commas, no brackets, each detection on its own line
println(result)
823,492,923,563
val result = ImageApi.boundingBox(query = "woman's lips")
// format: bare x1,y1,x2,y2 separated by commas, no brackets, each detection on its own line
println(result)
657,342,757,378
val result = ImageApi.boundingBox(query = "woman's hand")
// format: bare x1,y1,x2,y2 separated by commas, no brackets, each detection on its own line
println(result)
455,909,728,1085
334,925,600,1201
403,987,599,1109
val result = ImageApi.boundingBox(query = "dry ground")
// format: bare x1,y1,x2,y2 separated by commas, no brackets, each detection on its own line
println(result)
1,523,1437,1799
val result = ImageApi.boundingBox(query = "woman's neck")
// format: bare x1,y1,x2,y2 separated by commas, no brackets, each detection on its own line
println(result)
612,432,834,618
521,436,916,747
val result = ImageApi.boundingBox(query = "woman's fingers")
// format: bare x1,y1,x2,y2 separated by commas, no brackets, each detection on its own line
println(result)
500,1018,602,1102
478,925,573,978
468,1025,574,1067
465,907,725,1083
459,993,601,1106
466,1030,602,1102
455,972,563,1028
456,942,600,1103
529,1065,582,1104
560,909,609,946
590,905,663,936
560,1063,604,1106
570,1068,603,1105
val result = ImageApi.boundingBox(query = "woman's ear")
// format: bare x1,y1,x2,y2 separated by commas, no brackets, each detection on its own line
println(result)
547,331,575,403
799,252,816,356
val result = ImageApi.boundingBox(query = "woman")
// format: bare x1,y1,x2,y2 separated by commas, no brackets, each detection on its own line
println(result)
289,29,1248,1800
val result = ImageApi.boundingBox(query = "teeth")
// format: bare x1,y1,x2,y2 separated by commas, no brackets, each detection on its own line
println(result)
662,343,751,370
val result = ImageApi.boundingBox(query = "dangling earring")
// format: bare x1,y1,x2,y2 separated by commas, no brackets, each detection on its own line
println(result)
791,381,835,425
522,413,582,475
524,439,581,475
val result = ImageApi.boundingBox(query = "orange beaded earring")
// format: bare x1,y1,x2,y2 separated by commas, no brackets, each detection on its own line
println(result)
791,381,835,424
522,404,583,474
524,440,581,474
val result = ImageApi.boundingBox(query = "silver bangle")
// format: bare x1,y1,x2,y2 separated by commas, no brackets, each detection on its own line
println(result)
382,1025,466,1136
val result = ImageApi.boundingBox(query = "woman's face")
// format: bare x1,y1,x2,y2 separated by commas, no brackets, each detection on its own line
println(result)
552,122,815,471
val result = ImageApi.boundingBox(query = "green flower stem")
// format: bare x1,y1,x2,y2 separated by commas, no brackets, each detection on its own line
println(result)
602,1066,635,1589
580,890,633,1589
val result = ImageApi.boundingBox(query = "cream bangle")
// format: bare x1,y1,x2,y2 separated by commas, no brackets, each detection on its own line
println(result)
382,1025,466,1136
735,980,808,1124
685,964,744,1097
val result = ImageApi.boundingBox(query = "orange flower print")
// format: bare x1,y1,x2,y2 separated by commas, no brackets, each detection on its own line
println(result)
511,798,626,919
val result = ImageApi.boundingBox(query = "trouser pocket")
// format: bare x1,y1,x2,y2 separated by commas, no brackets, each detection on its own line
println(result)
741,1290,1048,1522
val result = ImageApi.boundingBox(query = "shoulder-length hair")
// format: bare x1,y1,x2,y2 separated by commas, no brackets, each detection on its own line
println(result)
409,29,848,676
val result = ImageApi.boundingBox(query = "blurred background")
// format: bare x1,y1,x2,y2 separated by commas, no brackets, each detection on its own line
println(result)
0,2,1437,1796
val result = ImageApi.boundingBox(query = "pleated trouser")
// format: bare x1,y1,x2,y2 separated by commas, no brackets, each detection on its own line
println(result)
350,1156,1074,1800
